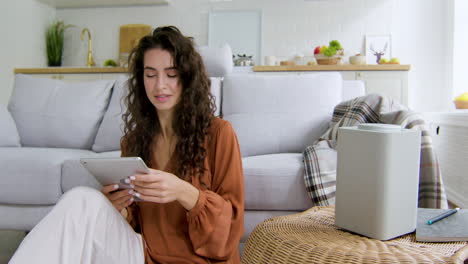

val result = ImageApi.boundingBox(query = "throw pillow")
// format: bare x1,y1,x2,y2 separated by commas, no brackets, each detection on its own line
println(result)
197,44,233,77
92,75,128,152
0,103,21,147
8,74,114,149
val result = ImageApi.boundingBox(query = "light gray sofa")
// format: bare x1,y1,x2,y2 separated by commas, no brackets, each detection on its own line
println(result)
0,56,364,247
222,73,364,242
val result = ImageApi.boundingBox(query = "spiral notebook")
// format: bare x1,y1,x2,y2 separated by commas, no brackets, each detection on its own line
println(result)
416,208,468,242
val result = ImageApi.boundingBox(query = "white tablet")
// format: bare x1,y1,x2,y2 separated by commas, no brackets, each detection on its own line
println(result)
80,157,150,187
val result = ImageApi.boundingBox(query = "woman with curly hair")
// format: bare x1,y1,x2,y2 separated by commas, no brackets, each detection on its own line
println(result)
10,26,244,264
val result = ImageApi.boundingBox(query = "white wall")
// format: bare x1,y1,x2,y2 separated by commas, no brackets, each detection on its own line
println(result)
0,0,55,105
0,0,451,111
56,0,452,112
390,0,452,111
452,0,468,103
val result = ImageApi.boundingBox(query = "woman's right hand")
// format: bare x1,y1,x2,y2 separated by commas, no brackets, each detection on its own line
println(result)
101,184,134,215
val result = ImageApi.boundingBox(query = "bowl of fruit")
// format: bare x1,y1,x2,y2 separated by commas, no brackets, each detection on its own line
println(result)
454,93,468,109
314,40,343,65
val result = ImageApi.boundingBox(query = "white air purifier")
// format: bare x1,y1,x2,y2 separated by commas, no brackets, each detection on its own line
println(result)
335,124,421,240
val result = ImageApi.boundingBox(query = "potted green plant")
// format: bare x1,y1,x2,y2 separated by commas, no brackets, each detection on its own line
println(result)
46,20,73,67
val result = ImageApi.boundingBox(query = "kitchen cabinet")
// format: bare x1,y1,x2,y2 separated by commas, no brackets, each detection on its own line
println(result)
253,65,410,106
14,67,128,82
421,111,468,208
27,73,100,82
17,73,126,82
37,0,170,8
343,71,408,105
15,65,410,106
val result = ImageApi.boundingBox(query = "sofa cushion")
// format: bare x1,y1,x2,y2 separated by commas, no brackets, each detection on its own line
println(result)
61,151,121,192
8,74,114,149
0,204,52,230
223,73,343,157
0,147,96,205
198,44,233,77
92,75,128,152
342,80,365,101
243,153,313,211
92,76,223,152
0,103,20,147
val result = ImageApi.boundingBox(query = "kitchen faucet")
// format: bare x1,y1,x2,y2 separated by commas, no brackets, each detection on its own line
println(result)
81,28,96,67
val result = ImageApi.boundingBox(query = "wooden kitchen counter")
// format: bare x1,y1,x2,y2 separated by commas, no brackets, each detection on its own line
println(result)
15,65,410,74
253,64,410,72
14,64,411,107
14,67,129,74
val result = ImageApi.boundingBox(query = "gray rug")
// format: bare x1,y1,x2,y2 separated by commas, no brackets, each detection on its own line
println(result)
0,230,244,263
0,230,25,264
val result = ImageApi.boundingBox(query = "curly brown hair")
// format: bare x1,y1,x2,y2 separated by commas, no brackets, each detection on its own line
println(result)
122,26,216,179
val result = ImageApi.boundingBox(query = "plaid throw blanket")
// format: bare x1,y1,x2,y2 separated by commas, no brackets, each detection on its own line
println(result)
303,94,448,209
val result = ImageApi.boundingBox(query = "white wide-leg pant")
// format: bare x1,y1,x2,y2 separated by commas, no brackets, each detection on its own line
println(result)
9,186,144,264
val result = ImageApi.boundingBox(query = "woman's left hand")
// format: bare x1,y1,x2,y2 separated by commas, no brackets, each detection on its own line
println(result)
128,169,200,210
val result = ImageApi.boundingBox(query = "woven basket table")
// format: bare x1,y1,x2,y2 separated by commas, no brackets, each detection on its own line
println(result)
241,206,468,264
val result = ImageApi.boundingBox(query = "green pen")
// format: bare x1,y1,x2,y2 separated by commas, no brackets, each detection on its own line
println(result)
427,208,460,225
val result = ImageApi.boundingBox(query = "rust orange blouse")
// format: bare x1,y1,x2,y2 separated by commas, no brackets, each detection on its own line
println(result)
122,118,245,264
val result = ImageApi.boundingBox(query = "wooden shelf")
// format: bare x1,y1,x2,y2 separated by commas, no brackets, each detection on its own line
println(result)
37,0,170,8
15,64,411,74
253,64,411,72
14,67,129,74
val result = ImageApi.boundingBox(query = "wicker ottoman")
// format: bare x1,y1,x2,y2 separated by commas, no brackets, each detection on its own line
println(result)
241,206,468,264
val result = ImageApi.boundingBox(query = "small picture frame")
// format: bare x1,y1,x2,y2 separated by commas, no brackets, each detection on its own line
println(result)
365,35,392,64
